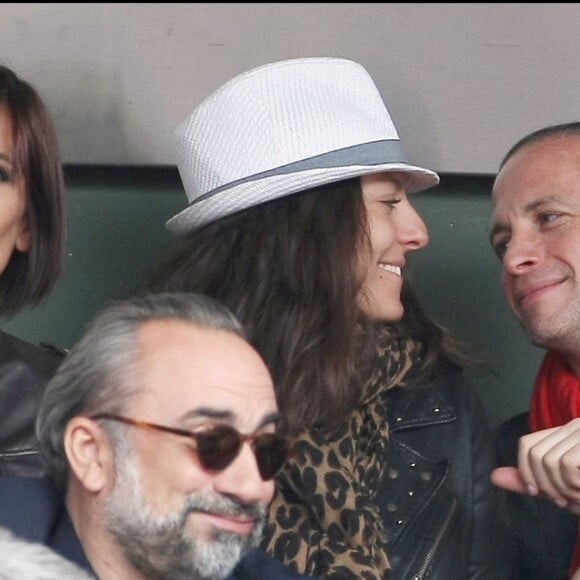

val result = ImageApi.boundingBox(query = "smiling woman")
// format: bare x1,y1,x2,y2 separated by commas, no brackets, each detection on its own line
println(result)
358,172,429,321
0,64,66,477
144,56,516,579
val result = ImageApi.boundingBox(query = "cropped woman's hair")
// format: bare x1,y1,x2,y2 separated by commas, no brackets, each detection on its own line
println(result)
146,178,474,433
0,65,65,316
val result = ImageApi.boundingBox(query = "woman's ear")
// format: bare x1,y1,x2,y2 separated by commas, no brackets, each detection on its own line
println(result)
14,215,30,252
64,417,115,493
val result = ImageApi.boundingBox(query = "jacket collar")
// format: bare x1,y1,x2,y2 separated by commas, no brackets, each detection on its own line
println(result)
383,377,456,432
51,509,94,575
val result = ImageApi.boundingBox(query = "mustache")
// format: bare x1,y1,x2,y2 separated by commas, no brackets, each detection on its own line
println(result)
182,493,268,521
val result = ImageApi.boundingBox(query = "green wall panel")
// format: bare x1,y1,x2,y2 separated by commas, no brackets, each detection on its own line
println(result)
2,166,183,349
410,176,543,429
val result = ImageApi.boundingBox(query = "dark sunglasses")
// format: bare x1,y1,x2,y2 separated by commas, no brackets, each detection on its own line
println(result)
90,413,290,481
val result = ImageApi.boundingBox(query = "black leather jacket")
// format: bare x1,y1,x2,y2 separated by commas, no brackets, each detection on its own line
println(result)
0,331,64,476
379,365,516,579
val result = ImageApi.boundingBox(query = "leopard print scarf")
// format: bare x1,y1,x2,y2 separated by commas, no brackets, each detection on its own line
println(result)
262,327,424,579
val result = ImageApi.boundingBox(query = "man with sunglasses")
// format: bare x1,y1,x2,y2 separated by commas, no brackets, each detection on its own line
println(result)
0,292,308,579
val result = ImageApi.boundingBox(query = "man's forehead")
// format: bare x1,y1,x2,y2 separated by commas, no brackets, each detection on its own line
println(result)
493,136,580,197
502,133,580,173
134,319,276,419
138,318,242,359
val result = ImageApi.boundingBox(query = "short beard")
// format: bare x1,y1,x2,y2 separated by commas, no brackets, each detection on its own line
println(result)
104,433,267,580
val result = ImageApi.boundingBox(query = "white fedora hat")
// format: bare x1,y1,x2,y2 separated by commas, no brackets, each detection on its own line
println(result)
167,57,439,235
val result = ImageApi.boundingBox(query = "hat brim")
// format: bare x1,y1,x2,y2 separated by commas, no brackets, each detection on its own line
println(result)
166,163,439,235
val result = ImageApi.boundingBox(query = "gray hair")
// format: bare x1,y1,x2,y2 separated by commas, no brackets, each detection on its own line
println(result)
36,292,245,490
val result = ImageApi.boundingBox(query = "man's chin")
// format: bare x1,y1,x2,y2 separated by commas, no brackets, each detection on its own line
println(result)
522,321,560,349
186,520,260,555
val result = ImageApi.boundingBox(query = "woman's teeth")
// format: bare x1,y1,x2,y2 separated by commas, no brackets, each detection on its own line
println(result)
378,263,402,276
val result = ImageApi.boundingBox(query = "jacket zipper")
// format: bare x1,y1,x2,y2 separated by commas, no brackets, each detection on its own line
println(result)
411,495,458,580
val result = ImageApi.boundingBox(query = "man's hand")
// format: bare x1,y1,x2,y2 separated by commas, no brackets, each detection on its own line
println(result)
491,418,580,516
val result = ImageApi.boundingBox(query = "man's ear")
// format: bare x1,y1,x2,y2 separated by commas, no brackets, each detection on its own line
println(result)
64,417,115,493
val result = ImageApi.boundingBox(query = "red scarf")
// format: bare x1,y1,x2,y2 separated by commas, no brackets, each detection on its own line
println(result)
529,350,580,579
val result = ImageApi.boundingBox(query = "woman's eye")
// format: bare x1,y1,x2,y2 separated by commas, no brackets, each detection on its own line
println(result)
382,198,401,209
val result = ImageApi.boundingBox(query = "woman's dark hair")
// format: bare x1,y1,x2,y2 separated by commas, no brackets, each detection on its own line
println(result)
146,178,473,433
0,65,65,316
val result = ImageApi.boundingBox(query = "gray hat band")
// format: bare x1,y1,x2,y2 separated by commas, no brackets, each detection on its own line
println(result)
188,139,406,207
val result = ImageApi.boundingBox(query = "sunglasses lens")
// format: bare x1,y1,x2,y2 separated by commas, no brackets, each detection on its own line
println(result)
196,425,242,470
195,426,289,480
253,433,289,480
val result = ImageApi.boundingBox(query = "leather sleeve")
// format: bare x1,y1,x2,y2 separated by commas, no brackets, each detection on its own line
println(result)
0,332,64,476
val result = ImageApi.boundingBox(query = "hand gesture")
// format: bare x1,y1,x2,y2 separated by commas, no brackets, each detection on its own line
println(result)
491,418,580,515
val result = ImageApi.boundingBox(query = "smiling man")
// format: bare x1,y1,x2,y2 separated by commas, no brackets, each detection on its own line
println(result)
489,122,580,580
0,292,308,579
